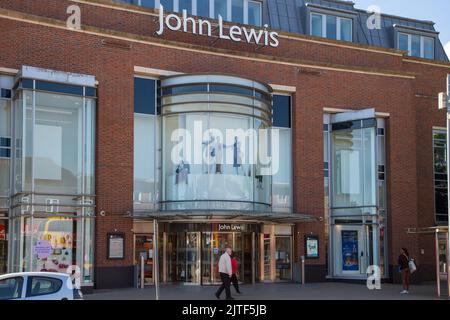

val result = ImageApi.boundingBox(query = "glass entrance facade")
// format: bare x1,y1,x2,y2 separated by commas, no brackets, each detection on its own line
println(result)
325,115,388,279
4,67,97,287
160,223,260,285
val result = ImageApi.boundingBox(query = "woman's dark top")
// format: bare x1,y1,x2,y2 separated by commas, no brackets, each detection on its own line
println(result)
398,254,409,271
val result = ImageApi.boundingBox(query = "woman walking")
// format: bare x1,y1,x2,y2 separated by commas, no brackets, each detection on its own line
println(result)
230,252,242,294
398,248,410,294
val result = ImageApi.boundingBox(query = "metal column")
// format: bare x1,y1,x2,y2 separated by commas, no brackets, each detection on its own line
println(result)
153,219,160,300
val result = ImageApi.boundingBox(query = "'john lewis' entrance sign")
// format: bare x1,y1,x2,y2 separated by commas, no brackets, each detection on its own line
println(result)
156,5,279,48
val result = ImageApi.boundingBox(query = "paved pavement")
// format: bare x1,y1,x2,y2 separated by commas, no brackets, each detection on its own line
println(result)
85,282,440,300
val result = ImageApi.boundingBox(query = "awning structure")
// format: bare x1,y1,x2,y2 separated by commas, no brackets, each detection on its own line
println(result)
406,226,449,299
129,210,320,223
406,226,448,235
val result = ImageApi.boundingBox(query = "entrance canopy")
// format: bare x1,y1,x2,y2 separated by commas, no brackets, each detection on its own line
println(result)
130,211,320,223
406,226,448,235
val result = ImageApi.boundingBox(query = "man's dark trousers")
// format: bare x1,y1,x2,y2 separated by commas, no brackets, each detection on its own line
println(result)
216,272,232,299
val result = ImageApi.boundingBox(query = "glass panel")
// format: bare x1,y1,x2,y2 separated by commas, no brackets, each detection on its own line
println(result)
212,232,233,283
340,18,352,42
186,232,200,283
272,128,292,212
160,0,173,11
135,234,153,284
248,1,261,26
232,0,243,24
423,37,434,59
134,114,156,211
0,100,11,138
0,159,9,200
202,232,212,284
24,92,32,192
254,119,271,206
14,92,23,194
275,236,291,280
197,0,210,17
398,33,409,52
272,95,291,128
214,0,228,20
85,99,96,195
139,0,156,8
263,234,271,280
411,34,421,57
134,78,156,115
29,218,78,274
0,220,7,274
311,13,323,37
179,0,192,14
33,92,84,194
83,218,94,283
434,129,448,223
331,126,376,212
326,15,337,40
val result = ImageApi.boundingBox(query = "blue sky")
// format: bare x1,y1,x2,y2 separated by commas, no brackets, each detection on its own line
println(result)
352,0,450,56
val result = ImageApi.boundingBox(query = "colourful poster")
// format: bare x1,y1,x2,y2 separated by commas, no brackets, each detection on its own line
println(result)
341,230,359,271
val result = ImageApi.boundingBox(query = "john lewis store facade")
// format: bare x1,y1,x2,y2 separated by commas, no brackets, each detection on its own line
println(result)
0,0,449,289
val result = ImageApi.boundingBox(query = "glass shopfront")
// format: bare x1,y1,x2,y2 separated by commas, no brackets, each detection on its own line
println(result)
160,223,259,285
7,68,96,287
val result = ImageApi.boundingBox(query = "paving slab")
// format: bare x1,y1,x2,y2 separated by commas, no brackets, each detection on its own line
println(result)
85,282,440,300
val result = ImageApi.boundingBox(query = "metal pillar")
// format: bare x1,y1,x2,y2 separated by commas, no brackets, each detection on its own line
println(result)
153,219,160,300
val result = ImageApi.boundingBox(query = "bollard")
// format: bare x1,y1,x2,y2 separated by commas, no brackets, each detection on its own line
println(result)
140,255,145,289
301,255,305,285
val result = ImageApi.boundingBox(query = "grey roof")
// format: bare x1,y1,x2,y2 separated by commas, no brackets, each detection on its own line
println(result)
265,0,449,61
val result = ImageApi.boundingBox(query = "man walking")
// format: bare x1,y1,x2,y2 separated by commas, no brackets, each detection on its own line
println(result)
215,246,234,300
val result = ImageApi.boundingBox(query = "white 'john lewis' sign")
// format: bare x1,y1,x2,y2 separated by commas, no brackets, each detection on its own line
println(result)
156,5,279,48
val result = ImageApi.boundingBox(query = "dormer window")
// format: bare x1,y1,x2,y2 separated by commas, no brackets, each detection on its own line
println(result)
311,13,353,42
123,0,263,26
398,32,435,59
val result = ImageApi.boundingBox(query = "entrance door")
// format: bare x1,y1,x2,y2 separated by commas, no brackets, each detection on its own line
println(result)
134,234,153,285
212,233,234,284
185,232,201,284
334,225,366,276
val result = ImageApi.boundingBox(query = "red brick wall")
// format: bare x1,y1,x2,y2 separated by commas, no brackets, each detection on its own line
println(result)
1,0,449,284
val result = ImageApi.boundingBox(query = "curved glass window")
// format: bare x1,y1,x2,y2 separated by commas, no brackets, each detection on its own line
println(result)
161,74,272,211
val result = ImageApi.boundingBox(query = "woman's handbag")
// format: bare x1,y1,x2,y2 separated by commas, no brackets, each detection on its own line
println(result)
409,258,417,274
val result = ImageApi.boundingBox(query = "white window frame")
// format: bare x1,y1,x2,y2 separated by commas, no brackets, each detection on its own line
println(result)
310,12,353,42
397,32,435,59
245,0,262,26
154,0,262,26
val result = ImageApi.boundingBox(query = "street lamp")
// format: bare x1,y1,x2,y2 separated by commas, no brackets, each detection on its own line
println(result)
438,74,450,299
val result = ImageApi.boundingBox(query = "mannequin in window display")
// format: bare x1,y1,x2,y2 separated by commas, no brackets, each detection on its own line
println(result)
233,136,244,175
202,134,216,174
213,136,225,174
175,160,190,185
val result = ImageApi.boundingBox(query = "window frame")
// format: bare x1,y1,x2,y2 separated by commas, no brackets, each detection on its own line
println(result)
309,12,353,42
433,128,448,225
397,32,435,59
25,276,63,298
150,0,263,26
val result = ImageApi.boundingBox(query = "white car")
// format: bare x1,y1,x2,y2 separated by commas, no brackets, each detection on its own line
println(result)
0,272,83,300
